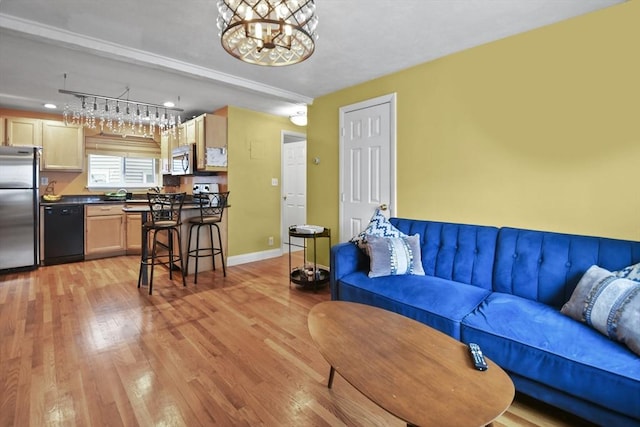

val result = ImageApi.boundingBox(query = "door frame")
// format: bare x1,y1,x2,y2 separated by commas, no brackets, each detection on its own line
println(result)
281,130,307,253
338,93,398,242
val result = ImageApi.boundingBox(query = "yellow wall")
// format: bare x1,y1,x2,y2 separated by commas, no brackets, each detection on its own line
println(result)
308,0,640,259
226,106,304,257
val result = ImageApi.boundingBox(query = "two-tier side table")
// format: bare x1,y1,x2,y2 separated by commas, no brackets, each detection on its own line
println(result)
288,226,331,291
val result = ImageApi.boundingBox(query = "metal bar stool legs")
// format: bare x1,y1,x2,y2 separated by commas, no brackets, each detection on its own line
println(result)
138,226,186,294
212,222,226,276
165,227,187,287
186,221,226,284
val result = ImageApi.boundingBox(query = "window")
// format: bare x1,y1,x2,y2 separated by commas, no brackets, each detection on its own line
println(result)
88,154,159,189
85,135,161,189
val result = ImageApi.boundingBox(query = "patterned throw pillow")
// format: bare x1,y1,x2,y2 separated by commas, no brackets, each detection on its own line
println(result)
561,265,640,356
351,209,406,253
614,262,640,283
366,234,425,278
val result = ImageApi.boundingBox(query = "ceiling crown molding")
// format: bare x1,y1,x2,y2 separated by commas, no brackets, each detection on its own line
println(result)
0,13,313,105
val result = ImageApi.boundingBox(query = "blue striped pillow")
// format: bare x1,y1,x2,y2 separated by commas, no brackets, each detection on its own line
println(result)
366,234,425,278
561,265,640,356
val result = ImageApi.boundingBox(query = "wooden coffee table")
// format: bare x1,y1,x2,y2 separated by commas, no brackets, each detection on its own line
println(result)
308,301,515,426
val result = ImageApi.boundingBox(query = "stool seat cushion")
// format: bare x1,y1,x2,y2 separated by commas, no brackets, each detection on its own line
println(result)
189,216,222,224
144,220,179,228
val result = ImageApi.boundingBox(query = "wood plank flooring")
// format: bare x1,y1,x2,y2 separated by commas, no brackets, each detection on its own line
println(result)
0,254,597,426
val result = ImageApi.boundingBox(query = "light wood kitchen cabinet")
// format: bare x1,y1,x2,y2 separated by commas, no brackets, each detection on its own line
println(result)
6,117,42,146
0,117,5,145
126,213,142,254
41,120,84,171
165,113,227,171
185,119,197,146
195,114,206,170
160,132,172,174
85,204,126,259
196,114,227,171
177,122,187,146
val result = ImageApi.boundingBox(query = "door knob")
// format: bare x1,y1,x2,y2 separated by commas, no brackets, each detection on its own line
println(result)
379,204,388,211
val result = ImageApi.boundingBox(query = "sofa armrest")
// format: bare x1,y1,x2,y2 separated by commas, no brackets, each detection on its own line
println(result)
330,242,369,300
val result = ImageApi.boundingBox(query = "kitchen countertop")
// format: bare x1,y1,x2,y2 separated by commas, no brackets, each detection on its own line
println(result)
123,201,230,212
39,194,198,206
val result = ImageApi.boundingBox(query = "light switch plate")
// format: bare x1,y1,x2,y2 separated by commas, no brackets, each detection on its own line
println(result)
271,178,278,186
40,176,48,185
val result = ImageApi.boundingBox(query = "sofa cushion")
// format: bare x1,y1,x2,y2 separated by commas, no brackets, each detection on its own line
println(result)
561,265,640,356
461,292,640,420
367,234,425,278
389,218,499,290
351,209,406,253
493,227,640,308
336,271,490,339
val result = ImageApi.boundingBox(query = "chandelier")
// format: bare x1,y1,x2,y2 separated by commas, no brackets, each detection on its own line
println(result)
59,88,184,137
217,0,318,66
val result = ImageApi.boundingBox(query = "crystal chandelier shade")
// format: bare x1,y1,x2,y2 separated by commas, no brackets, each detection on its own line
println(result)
59,89,184,137
217,0,318,66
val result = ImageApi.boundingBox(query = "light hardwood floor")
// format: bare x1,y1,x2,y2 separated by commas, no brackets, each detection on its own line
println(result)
0,254,597,426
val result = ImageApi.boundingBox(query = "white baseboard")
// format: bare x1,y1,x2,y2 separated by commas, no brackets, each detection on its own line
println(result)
227,248,283,266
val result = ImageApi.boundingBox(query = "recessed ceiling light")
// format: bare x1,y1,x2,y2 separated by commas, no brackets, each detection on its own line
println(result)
44,103,57,109
163,101,175,108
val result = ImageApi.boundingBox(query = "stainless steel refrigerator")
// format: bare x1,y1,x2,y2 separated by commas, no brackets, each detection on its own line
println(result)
0,146,40,272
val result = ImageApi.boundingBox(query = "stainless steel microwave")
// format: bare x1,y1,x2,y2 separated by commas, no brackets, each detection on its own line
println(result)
171,144,195,175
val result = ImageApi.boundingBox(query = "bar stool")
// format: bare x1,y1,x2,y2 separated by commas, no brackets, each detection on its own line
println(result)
186,191,229,283
137,192,187,294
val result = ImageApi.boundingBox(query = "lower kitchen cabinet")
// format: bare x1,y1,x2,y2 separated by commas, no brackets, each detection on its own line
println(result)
85,204,126,259
125,213,142,254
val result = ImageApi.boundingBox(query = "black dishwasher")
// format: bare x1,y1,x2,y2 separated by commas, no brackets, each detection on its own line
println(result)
43,204,84,265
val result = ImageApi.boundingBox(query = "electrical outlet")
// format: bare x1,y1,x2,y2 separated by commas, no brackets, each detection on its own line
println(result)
40,176,48,185
268,236,274,246
271,178,278,186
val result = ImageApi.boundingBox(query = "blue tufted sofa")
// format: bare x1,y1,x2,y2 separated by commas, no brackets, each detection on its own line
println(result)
330,218,640,426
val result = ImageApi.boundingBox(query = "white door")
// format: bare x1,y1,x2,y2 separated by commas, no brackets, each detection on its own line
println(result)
339,94,396,243
282,137,307,251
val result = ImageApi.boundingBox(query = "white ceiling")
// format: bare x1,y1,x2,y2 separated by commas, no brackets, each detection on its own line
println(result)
0,0,625,120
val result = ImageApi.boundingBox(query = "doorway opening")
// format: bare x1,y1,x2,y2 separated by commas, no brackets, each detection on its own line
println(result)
281,131,307,253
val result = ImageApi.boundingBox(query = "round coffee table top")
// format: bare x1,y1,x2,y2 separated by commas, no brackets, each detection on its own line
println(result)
308,301,515,426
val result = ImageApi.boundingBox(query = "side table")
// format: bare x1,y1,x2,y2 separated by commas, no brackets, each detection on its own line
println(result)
288,226,331,291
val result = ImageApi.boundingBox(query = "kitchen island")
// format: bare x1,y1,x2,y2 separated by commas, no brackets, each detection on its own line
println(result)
39,195,228,283
123,199,228,286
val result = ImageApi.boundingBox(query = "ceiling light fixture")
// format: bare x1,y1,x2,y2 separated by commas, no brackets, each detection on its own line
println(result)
217,0,318,66
43,103,57,109
59,88,184,137
289,111,307,126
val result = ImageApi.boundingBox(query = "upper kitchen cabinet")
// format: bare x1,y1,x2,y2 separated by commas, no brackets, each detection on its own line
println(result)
177,122,188,147
41,120,84,171
160,113,227,173
5,117,42,146
160,131,175,174
185,119,197,146
197,114,227,172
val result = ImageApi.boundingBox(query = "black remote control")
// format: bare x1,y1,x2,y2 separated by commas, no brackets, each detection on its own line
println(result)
468,343,488,371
